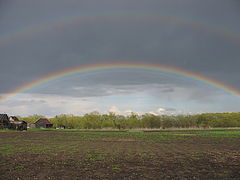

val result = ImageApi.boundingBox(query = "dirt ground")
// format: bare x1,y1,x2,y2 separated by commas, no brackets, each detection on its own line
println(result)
0,130,240,179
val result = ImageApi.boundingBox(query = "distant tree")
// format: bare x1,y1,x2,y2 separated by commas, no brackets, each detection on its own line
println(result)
20,112,240,129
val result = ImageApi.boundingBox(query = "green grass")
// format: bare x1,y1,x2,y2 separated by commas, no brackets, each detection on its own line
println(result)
1,128,240,156
15,165,24,169
111,167,121,170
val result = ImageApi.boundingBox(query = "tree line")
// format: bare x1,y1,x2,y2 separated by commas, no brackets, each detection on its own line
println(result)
20,112,240,129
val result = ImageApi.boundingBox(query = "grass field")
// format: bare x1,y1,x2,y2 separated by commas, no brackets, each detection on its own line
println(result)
1,129,240,179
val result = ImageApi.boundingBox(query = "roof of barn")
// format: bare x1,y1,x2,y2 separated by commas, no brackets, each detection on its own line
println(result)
36,118,53,124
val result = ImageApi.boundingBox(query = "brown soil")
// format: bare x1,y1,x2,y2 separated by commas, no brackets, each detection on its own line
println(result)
0,131,240,180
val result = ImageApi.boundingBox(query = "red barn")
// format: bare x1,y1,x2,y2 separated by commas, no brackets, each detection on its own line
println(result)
35,118,53,128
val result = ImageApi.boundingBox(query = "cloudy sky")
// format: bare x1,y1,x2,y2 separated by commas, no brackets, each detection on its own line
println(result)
0,0,240,117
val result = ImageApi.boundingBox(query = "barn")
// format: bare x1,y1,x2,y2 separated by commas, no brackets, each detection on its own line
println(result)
35,118,53,128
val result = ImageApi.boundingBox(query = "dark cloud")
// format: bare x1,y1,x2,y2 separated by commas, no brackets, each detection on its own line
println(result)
0,0,240,115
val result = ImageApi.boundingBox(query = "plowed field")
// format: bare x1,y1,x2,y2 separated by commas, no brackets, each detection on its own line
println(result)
1,129,240,179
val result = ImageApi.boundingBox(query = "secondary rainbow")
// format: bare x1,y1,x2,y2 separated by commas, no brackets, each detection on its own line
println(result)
0,13,240,47
0,62,239,103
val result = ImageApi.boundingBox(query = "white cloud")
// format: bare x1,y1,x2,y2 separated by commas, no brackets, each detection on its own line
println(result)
123,110,145,116
108,106,120,114
148,111,158,116
0,93,97,117
1,88,239,117
157,108,166,113
148,107,178,115
124,110,134,115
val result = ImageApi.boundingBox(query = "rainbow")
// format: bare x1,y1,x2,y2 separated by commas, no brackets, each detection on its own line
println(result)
0,13,240,47
0,62,239,103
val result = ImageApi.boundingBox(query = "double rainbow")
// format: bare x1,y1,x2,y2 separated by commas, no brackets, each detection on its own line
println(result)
0,13,239,103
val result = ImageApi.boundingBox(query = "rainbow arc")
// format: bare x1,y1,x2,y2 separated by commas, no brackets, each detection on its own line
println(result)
0,62,239,103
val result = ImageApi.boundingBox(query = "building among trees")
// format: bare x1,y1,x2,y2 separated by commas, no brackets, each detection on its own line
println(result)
9,116,27,131
35,118,53,128
0,114,27,130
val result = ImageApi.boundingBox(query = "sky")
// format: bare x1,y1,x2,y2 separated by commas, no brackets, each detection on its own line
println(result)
0,0,240,117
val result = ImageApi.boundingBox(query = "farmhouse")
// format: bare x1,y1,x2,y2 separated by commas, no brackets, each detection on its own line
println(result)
0,114,27,130
9,116,27,131
35,118,53,128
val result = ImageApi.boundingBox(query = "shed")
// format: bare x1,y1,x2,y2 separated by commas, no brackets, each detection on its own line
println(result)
35,118,53,128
